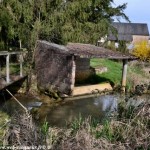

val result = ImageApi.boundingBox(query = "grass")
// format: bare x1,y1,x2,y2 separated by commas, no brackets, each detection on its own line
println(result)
0,111,10,145
41,119,49,136
90,58,122,86
95,120,114,141
0,63,20,77
90,58,149,90
70,113,83,132
76,58,122,86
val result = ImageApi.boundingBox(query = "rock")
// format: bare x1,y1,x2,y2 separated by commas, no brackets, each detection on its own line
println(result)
94,67,108,74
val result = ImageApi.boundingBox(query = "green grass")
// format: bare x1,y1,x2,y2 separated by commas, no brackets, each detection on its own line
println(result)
1,63,20,76
41,119,49,136
90,58,149,91
9,63,20,74
90,59,122,86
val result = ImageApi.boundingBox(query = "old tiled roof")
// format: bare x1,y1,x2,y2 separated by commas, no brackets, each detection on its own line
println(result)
37,40,137,60
66,43,137,60
108,22,149,41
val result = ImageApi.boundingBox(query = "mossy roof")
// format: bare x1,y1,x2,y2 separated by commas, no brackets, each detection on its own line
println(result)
37,40,137,60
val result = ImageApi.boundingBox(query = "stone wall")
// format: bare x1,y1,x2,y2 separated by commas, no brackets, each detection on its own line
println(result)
75,57,94,83
35,41,75,95
132,35,149,44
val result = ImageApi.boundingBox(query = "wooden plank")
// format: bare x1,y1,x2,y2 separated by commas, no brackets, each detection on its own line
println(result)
0,51,25,56
0,75,27,91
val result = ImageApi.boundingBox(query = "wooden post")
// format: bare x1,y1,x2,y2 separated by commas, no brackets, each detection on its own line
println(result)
6,54,10,83
19,40,22,49
70,55,76,93
20,54,23,77
121,59,128,92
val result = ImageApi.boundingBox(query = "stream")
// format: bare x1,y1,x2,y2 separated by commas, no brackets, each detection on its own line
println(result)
0,93,149,127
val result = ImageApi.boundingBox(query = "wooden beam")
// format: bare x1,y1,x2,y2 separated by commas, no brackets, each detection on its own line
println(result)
121,59,128,92
6,54,10,83
0,51,25,56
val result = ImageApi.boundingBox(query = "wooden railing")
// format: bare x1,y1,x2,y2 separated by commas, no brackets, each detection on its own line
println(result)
0,51,24,84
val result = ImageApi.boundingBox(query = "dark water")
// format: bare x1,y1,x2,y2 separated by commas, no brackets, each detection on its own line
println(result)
0,94,42,115
0,93,149,127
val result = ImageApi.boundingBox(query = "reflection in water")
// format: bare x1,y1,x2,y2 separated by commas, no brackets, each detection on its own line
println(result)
38,94,119,127
27,102,42,111
94,95,118,112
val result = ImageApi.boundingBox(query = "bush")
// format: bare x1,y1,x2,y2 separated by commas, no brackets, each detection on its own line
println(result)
132,41,150,61
106,41,116,51
117,40,128,54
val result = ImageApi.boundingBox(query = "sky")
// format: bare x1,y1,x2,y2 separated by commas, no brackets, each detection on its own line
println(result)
113,0,150,33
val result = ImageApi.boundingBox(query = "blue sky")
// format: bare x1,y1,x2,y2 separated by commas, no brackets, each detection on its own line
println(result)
113,0,150,33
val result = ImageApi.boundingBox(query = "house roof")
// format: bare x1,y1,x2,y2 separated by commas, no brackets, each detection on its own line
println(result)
108,22,149,41
37,40,137,60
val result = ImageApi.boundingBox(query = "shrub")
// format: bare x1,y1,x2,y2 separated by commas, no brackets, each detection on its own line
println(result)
117,40,128,54
132,41,150,61
106,41,116,51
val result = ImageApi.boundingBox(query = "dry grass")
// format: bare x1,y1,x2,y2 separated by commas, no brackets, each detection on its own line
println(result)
127,61,150,91
127,72,149,90
0,111,10,145
3,112,43,147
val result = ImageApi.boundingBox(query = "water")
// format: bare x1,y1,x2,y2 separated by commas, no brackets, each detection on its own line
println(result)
37,94,119,127
0,93,149,127
0,94,42,115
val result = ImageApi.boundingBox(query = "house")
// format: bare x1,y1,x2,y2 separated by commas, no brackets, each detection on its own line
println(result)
35,40,136,96
108,22,149,44
97,22,149,49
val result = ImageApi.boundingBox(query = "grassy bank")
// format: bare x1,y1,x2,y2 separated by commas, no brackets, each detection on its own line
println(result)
90,59,149,90
2,98,150,149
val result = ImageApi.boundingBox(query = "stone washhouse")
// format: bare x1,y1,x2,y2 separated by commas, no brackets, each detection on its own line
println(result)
35,40,136,96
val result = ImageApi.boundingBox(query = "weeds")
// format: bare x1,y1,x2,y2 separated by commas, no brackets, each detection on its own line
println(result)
41,118,49,136
70,114,83,133
0,111,10,145
95,120,113,141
